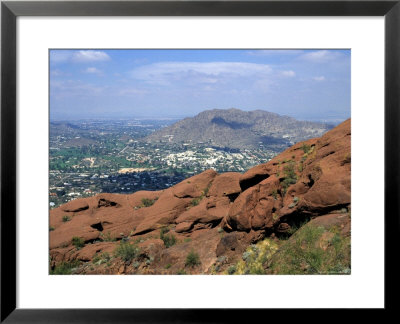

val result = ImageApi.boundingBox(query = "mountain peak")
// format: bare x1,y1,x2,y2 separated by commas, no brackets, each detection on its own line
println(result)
146,108,332,150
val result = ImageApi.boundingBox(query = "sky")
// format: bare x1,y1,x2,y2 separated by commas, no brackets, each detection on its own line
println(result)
50,49,351,123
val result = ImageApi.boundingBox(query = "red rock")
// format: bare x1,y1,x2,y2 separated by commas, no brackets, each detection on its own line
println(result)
62,200,89,212
279,119,351,218
224,175,281,231
225,119,351,232
49,119,351,274
152,228,222,273
308,212,351,237
175,222,193,233
133,170,218,235
138,239,165,257
208,172,241,197
239,164,271,192
276,223,290,233
215,231,250,257
71,242,116,262
172,169,217,198
132,189,192,235
127,190,162,208
50,192,148,249
175,196,230,231
173,183,202,198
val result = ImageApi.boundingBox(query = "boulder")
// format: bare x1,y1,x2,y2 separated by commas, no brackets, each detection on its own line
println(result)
175,196,230,229
224,176,281,231
208,172,241,198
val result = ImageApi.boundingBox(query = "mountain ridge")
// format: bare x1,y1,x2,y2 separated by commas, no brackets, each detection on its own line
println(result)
145,108,333,150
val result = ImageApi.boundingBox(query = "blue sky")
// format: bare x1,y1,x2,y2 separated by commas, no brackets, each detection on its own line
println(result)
50,49,350,123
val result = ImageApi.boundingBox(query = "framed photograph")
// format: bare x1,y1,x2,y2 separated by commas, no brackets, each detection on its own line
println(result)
1,0,399,321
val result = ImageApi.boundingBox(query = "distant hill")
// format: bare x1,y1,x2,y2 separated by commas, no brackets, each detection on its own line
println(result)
145,108,333,150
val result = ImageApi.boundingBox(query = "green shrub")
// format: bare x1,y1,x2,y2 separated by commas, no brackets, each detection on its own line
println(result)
141,198,155,207
62,215,71,222
301,144,312,154
185,250,201,268
269,224,351,274
160,226,170,236
50,260,80,275
101,252,111,261
100,231,116,242
49,226,55,231
190,186,210,208
177,269,187,275
92,252,111,265
161,233,176,248
281,161,297,194
160,227,176,248
202,184,211,197
298,161,304,172
114,242,140,262
284,161,296,177
72,236,85,249
227,265,236,275
232,239,279,275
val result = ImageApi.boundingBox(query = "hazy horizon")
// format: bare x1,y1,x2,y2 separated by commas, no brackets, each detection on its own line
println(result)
50,107,346,126
50,49,351,123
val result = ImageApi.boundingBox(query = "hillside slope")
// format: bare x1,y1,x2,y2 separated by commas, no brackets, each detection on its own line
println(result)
49,119,351,275
145,108,332,150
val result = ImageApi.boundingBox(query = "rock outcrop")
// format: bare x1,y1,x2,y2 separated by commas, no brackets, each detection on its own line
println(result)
49,119,351,275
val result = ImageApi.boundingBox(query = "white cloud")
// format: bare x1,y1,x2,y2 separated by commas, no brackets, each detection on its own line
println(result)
246,50,304,56
50,80,105,97
119,88,149,96
131,62,271,78
281,70,296,77
50,51,72,64
130,61,272,84
50,69,65,76
253,78,274,92
198,77,218,84
300,50,341,63
72,50,110,62
313,76,326,81
50,50,111,64
84,67,102,74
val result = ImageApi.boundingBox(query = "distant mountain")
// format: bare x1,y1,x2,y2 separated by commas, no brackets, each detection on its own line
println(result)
145,108,333,150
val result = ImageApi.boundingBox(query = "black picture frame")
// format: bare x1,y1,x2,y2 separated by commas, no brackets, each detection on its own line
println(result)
1,0,399,322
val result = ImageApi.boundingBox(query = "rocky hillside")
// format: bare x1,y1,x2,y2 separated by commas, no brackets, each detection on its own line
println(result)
49,119,351,275
145,108,332,150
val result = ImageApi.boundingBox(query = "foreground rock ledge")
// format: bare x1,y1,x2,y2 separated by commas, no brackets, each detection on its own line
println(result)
50,119,351,275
